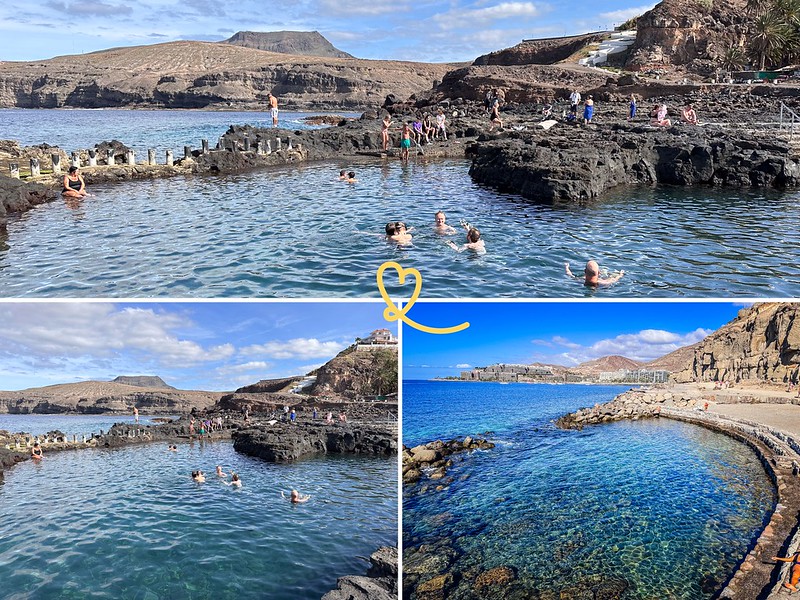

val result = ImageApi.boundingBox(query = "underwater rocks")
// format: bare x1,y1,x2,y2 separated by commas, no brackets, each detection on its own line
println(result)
468,123,800,202
232,422,396,463
322,546,398,600
402,436,495,485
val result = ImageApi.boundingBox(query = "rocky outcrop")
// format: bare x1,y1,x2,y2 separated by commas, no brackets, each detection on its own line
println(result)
221,31,353,59
674,303,800,384
402,437,495,484
626,0,749,76
234,377,297,394
0,381,223,414
111,376,175,389
311,346,397,399
0,175,57,232
322,546,398,600
0,41,451,110
474,33,607,66
468,123,800,202
232,422,397,462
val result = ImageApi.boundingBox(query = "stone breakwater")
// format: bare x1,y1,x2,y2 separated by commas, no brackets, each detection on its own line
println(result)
402,436,495,486
232,422,397,463
557,388,800,600
322,546,398,600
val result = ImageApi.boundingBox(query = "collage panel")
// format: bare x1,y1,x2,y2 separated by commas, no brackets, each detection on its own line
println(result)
0,302,398,599
403,301,800,600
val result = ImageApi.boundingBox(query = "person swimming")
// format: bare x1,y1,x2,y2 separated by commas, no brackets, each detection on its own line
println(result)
282,489,311,503
192,470,206,482
345,171,358,183
386,221,412,244
225,472,242,487
434,211,457,234
565,260,624,287
216,465,227,477
338,169,347,180
446,220,485,253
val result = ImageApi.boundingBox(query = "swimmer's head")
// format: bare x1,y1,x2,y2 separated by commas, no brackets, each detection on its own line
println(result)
348,171,355,178
232,473,240,481
385,222,396,236
435,211,446,225
585,260,600,279
291,489,299,499
395,221,407,232
339,169,346,176
467,228,481,243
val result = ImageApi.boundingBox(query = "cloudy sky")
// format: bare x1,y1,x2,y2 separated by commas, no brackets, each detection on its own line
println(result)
403,302,746,379
0,302,393,391
1,0,657,62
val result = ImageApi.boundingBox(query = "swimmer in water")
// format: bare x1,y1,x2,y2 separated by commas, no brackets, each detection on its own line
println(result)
345,171,358,183
168,445,177,452
225,472,242,487
565,260,624,287
192,470,206,483
31,442,43,460
338,169,347,180
282,489,311,503
386,221,412,244
446,220,485,253
773,551,800,592
216,465,227,477
434,211,457,234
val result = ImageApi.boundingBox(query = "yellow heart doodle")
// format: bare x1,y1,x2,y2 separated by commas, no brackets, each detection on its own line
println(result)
376,261,469,335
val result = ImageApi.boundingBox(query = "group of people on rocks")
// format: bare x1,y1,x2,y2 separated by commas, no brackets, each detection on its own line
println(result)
562,89,700,128
189,416,224,437
380,111,449,157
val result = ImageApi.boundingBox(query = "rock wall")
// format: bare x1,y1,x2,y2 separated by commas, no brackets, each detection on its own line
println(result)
311,347,398,399
0,176,57,232
473,34,607,67
322,547,398,600
674,303,800,384
232,422,396,462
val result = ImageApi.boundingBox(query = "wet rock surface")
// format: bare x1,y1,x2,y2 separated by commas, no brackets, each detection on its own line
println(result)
321,546,398,600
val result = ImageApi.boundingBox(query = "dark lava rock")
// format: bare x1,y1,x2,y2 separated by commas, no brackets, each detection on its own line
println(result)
322,546,398,600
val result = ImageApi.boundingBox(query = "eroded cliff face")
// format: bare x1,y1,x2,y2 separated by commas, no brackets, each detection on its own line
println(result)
0,41,451,109
312,347,398,399
626,0,748,75
674,304,800,383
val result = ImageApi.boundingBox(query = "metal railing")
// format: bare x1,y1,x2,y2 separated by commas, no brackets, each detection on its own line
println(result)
779,102,800,139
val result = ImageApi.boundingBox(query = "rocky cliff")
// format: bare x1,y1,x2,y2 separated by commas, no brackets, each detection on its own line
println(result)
674,303,800,384
473,33,607,66
221,31,353,59
311,346,398,399
0,381,223,414
626,0,748,75
0,41,451,110
111,375,174,389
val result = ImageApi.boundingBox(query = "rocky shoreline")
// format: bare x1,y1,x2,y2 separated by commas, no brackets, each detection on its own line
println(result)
322,546,398,600
557,386,800,600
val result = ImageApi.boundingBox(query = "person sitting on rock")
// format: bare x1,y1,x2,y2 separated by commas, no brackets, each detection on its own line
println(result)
31,442,43,460
565,260,624,287
772,551,800,592
435,110,447,141
422,114,435,143
652,104,671,127
681,103,698,125
282,489,311,503
62,166,87,198
326,411,333,424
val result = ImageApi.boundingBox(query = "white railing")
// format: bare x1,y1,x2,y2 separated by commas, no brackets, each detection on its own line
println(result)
779,102,800,139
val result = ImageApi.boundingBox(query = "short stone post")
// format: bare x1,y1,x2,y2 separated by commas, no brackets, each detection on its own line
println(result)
9,163,19,178
148,149,156,165
165,149,173,166
88,149,97,167
296,143,303,153
276,137,282,152
71,152,80,168
217,136,225,150
29,158,40,177
51,153,61,174
107,151,115,166
73,434,77,443
201,139,209,154
256,141,264,155
82,434,87,443
266,140,272,155
287,138,293,151
184,146,192,160
243,137,251,152
126,150,135,166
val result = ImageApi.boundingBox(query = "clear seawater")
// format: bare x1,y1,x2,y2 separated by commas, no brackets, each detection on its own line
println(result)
0,108,354,157
2,157,800,297
0,438,397,599
0,414,176,438
403,381,775,599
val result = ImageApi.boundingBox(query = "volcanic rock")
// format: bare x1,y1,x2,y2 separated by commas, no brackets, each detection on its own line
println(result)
322,546,398,600
474,33,607,66
221,31,353,59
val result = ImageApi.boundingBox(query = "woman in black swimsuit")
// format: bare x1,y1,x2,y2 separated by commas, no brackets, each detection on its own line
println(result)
62,166,87,198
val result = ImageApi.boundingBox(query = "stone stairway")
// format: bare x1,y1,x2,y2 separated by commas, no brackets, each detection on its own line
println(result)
578,30,637,68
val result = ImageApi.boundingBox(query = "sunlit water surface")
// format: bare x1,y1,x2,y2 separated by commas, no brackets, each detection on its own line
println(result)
403,381,775,599
0,435,397,599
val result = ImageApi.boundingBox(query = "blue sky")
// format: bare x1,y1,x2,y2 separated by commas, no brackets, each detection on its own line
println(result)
0,302,393,391
403,302,747,380
1,0,657,62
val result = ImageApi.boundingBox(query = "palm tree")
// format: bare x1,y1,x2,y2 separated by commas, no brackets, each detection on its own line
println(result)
773,0,800,25
721,46,747,72
745,0,769,16
749,11,791,69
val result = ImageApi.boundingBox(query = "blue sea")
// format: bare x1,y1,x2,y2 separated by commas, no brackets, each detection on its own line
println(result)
1,109,799,297
0,416,397,599
403,381,775,599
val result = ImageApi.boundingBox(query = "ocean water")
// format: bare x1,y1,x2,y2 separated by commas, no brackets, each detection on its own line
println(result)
2,157,799,297
0,108,353,157
0,414,176,438
0,438,397,599
403,381,775,599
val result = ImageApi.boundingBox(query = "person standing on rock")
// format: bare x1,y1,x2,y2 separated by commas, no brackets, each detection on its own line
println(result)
628,94,637,121
489,102,503,132
400,122,412,161
583,95,594,124
133,406,139,424
268,92,279,128
381,114,393,151
569,90,581,116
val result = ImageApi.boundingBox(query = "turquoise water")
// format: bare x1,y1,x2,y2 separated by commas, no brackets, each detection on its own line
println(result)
403,381,775,599
0,108,352,157
0,414,175,437
0,439,397,599
2,157,799,297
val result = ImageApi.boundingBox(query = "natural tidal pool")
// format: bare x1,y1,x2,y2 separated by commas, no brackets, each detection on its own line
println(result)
0,413,174,437
2,158,800,297
0,435,397,599
403,381,775,599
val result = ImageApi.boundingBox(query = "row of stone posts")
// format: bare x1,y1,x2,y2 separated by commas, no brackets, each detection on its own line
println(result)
8,136,299,178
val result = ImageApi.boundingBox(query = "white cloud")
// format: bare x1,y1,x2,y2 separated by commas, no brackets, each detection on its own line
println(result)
240,338,347,359
551,335,582,349
456,363,472,368
0,304,234,367
432,2,541,30
597,4,656,24
318,0,404,15
557,328,712,364
216,361,272,375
